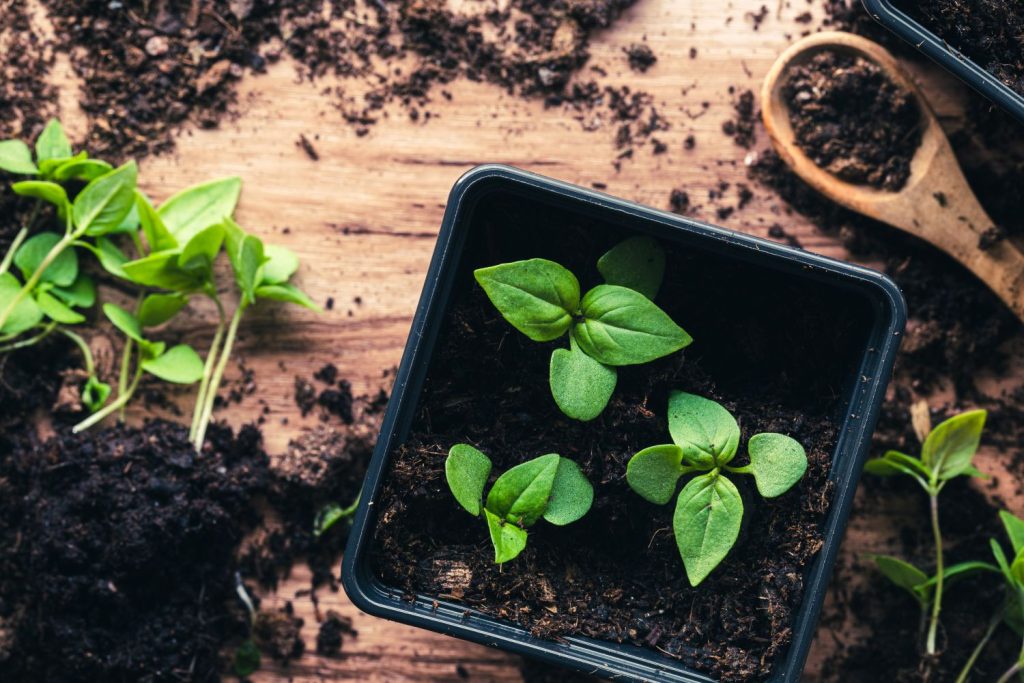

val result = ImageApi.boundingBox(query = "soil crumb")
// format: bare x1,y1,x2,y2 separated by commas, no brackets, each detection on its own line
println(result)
316,610,356,657
722,88,758,148
624,43,657,72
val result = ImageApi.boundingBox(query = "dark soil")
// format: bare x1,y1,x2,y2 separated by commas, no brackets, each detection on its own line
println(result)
370,192,877,681
895,0,1024,98
784,50,922,191
624,43,657,72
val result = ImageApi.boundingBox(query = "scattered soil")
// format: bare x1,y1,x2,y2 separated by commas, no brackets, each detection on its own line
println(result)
722,88,758,148
783,50,921,191
315,610,356,657
624,43,657,72
370,191,878,681
254,605,305,663
895,0,1024,98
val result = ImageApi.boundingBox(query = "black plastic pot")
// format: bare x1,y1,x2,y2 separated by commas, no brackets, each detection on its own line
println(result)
861,0,1024,126
342,165,906,682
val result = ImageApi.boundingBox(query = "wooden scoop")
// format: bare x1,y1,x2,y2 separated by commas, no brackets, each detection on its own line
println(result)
762,31,1024,322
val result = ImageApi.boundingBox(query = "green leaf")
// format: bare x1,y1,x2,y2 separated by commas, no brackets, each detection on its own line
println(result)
37,152,84,179
485,453,559,527
72,162,138,236
53,158,113,182
14,232,77,286
745,433,808,497
674,473,743,587
138,293,188,327
1012,548,1024,587
262,244,299,285
1003,512,1024,556
484,508,528,564
103,303,143,343
233,639,261,677
136,192,178,252
474,259,579,342
573,284,692,366
107,200,140,236
915,561,1001,594
543,457,593,525
254,283,319,310
626,444,686,505
36,290,85,324
95,237,129,279
157,176,242,243
445,444,492,517
122,251,203,291
82,376,111,413
596,236,666,299
667,391,740,468
0,272,43,334
138,339,166,361
0,139,37,174
313,493,361,538
11,180,70,214
230,234,266,306
141,344,204,384
51,275,96,308
179,223,224,273
871,555,929,605
35,119,72,162
549,338,616,422
864,451,929,482
993,539,1014,583
923,409,986,480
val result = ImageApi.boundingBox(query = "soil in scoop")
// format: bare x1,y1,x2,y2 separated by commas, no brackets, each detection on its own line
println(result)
895,0,1024,98
784,50,922,191
370,192,877,681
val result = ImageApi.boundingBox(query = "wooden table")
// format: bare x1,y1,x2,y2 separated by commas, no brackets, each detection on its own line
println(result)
43,0,1022,679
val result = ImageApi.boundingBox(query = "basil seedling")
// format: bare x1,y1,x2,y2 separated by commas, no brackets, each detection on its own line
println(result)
626,391,808,586
445,444,594,563
475,236,690,422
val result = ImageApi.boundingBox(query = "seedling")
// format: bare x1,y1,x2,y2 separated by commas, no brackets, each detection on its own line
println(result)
314,491,362,538
474,236,691,422
445,444,594,563
626,391,808,586
865,408,989,656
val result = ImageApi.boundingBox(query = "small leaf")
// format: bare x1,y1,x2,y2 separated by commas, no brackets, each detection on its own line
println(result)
14,232,77,286
596,236,666,299
141,344,204,384
230,234,266,305
262,244,299,285
667,391,740,468
51,275,96,308
36,291,85,324
746,433,808,497
122,251,203,291
445,444,492,517
179,223,224,273
35,119,73,162
313,493,361,538
484,508,528,564
37,152,84,179
915,561,1001,594
543,457,593,525
82,376,111,413
103,303,143,342
158,176,242,243
254,283,319,310
1002,511,1024,556
474,259,579,342
233,639,261,677
626,444,686,505
95,237,129,279
871,555,929,602
1012,548,1024,587
922,409,986,480
138,293,189,327
993,539,1014,582
674,473,743,587
0,139,38,174
549,339,616,421
72,162,138,236
485,453,559,527
138,339,166,361
573,284,691,366
864,452,928,481
11,180,70,214
136,192,179,252
53,158,113,182
0,272,43,334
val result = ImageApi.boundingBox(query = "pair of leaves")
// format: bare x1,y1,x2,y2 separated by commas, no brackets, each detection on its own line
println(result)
871,554,998,609
0,120,104,179
865,410,987,488
103,303,204,384
625,392,808,586
0,235,96,333
445,444,594,563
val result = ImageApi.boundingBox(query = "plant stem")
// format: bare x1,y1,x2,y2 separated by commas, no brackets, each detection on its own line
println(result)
57,328,96,375
0,217,76,330
997,662,1023,683
72,366,142,433
926,490,944,655
192,303,245,452
0,227,29,278
0,322,57,353
117,338,134,420
955,608,1004,683
190,298,226,443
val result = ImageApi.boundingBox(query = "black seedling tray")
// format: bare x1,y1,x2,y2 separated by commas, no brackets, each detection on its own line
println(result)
342,165,906,682
861,0,1024,126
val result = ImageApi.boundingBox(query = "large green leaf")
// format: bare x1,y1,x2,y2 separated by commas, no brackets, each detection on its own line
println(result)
138,293,189,327
474,259,579,342
35,119,73,162
11,180,70,214
573,284,691,366
543,457,593,525
485,453,559,527
484,508,528,564
53,158,113,182
179,223,224,274
36,290,85,324
103,303,143,343
157,176,242,243
596,236,665,299
746,433,807,497
445,444,492,517
923,410,986,480
0,272,43,334
51,275,96,308
667,391,740,468
0,139,37,174
122,251,203,291
626,444,686,505
548,338,616,422
141,344,204,384
14,232,77,286
72,162,137,236
674,473,743,586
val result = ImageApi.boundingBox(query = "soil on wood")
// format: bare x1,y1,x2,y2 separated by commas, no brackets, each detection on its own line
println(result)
370,193,877,681
895,0,1024,98
783,50,922,191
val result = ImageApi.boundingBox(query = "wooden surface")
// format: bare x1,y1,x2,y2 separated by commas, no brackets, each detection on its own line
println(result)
38,0,1024,680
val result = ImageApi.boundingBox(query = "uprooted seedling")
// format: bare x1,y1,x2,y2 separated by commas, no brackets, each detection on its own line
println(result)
445,444,593,563
626,391,807,586
474,236,691,421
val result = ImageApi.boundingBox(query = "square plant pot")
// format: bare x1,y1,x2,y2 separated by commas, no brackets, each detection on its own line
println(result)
342,165,906,682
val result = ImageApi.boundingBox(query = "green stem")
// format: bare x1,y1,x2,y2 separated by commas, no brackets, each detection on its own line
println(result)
955,608,1004,683
0,322,57,353
0,227,29,278
723,464,753,474
0,214,78,330
72,365,142,433
193,303,245,453
117,338,134,420
997,662,1023,683
190,298,226,442
57,328,96,375
926,490,944,656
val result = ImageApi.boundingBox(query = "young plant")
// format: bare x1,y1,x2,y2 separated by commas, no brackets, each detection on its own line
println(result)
626,391,808,586
445,444,594,563
865,409,989,656
474,236,690,422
